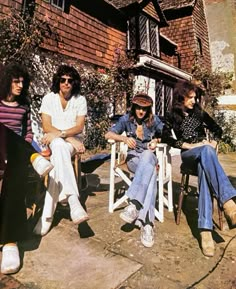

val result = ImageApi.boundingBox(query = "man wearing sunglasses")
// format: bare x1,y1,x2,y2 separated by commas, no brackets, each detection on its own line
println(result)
34,65,89,236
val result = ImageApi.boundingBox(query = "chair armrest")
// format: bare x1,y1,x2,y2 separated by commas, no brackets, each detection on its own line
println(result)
156,143,168,148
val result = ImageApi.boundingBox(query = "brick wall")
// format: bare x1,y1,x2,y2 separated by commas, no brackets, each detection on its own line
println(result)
0,0,22,16
0,0,126,68
161,16,196,72
192,0,211,71
35,1,126,68
160,0,211,73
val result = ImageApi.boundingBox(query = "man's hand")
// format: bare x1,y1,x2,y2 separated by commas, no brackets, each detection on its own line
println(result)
42,132,60,145
124,137,136,149
148,138,161,151
66,137,85,153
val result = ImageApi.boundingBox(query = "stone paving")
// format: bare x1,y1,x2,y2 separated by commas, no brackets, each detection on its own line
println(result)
0,152,236,289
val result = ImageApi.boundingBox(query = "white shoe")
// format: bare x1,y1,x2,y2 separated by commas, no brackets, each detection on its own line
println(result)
120,203,139,223
33,217,53,236
140,224,154,248
70,207,89,224
30,153,54,177
68,195,89,224
1,244,20,274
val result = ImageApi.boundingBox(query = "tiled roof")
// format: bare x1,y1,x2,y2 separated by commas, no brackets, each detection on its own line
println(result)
160,0,196,10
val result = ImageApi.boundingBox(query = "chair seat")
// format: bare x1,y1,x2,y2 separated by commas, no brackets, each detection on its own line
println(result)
180,163,198,176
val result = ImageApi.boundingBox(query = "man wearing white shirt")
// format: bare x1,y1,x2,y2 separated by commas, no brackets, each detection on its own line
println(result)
34,65,89,236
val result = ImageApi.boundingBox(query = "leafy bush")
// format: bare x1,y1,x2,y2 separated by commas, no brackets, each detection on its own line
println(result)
192,64,236,152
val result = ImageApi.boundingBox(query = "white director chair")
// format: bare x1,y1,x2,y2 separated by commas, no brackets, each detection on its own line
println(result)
108,139,173,222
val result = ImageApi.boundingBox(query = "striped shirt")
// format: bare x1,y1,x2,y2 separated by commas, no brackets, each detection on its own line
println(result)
0,100,33,143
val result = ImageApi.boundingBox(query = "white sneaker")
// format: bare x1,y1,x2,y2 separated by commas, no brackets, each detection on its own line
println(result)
31,153,54,177
68,195,89,224
1,244,20,274
70,207,89,224
120,203,139,223
140,224,154,248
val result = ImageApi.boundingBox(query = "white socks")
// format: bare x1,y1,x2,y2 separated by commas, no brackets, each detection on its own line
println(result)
1,244,20,274
68,195,89,224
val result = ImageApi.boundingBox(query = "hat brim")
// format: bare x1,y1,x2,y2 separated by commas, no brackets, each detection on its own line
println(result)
132,100,152,107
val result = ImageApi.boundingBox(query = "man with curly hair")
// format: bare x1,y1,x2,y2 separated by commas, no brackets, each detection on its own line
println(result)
0,62,53,274
34,65,89,236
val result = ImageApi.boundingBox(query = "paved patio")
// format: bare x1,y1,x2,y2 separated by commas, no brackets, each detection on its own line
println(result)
0,152,236,289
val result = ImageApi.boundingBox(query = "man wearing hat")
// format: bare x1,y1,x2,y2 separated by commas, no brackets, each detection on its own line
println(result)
105,93,163,247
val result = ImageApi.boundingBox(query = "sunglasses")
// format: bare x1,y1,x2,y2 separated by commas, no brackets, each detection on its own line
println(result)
60,77,74,84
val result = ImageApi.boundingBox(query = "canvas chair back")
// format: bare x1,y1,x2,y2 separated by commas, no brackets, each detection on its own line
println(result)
108,139,173,222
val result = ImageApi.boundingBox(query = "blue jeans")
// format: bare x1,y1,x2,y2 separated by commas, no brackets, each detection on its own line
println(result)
181,145,236,230
126,149,158,224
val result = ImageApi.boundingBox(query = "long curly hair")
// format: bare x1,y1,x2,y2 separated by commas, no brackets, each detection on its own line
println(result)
171,80,202,125
0,62,31,105
51,65,81,99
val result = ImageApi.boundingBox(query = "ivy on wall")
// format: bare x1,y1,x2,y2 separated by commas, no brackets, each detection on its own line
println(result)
0,8,134,150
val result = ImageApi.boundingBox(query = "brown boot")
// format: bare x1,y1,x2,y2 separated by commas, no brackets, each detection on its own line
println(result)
200,230,215,257
223,199,236,226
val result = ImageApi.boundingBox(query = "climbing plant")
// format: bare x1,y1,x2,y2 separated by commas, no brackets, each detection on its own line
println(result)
0,7,134,150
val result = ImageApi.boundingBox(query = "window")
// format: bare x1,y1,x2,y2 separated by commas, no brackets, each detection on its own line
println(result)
127,14,160,57
197,37,203,56
127,17,136,50
155,81,173,116
51,0,65,11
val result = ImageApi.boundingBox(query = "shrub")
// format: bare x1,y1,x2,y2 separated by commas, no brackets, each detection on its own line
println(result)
0,8,134,150
192,64,236,152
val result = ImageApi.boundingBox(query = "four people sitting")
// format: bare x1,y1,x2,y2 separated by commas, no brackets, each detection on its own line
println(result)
1,63,236,274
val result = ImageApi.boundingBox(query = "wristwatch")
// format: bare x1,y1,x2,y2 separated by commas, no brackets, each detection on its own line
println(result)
60,130,67,138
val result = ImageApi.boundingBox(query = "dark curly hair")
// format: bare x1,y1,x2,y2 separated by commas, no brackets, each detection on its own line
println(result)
51,65,81,99
0,62,31,105
171,80,202,126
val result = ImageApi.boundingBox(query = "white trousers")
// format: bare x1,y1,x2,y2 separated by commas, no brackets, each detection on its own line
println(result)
41,137,79,220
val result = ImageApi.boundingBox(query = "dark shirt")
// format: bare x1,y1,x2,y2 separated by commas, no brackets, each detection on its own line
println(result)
162,108,222,149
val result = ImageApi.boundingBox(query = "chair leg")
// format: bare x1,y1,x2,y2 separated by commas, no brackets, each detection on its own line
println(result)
217,200,224,230
176,174,188,225
176,175,186,225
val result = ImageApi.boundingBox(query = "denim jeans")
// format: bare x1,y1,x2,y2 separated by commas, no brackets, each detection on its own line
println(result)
181,145,236,230
126,149,158,224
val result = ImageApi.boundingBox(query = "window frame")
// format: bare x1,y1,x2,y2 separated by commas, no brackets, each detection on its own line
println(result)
127,14,160,58
50,0,65,11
